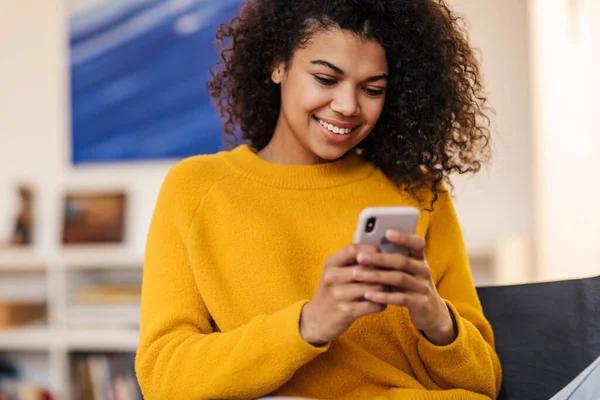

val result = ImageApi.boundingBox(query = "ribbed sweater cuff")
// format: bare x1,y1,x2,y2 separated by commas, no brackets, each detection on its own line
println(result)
414,300,470,369
260,300,331,368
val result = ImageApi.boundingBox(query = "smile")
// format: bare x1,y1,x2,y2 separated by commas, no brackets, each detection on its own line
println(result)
314,117,356,135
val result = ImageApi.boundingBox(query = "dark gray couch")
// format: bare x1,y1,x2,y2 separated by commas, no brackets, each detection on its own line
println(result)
477,275,600,400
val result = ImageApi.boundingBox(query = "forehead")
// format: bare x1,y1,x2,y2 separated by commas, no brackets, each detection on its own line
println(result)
293,29,388,75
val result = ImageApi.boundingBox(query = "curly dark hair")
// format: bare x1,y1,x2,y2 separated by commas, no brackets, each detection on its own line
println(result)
207,0,492,209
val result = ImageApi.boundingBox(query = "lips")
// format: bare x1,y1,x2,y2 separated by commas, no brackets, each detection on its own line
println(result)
312,117,357,144
313,116,360,135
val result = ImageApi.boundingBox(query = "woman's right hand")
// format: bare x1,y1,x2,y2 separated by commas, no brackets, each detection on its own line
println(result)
300,244,387,346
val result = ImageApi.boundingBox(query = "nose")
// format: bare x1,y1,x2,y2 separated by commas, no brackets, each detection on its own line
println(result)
330,87,360,117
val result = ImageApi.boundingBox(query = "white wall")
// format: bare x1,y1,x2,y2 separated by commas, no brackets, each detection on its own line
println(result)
529,0,600,281
448,0,534,256
0,0,175,258
0,0,66,250
0,0,534,262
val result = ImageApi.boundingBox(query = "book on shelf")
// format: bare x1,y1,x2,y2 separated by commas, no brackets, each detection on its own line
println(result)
66,304,140,329
74,284,140,305
67,283,140,329
70,353,141,400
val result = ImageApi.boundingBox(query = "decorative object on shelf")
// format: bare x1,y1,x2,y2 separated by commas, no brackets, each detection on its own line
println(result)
10,185,34,246
61,192,126,245
0,384,54,400
68,0,245,164
0,357,19,400
0,184,35,248
0,302,46,328
0,358,54,400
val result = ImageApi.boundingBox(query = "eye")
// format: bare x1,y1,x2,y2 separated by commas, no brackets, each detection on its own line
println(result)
314,75,337,86
364,87,385,97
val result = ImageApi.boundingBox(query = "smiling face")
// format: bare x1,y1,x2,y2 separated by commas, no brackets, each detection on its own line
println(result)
260,28,389,165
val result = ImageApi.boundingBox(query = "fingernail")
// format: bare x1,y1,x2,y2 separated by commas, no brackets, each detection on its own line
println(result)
386,230,398,240
365,291,379,300
348,244,356,255
357,252,371,263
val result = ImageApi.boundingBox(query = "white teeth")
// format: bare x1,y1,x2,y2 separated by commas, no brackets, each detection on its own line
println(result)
318,119,353,135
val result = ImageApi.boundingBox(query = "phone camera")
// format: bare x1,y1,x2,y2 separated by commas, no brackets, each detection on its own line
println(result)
365,217,376,233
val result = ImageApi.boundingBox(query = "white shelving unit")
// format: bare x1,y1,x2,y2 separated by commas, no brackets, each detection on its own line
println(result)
0,248,46,272
0,247,143,400
0,245,497,399
0,327,54,352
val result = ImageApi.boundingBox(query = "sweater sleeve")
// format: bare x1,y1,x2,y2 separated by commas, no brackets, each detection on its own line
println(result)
414,189,502,399
135,162,329,400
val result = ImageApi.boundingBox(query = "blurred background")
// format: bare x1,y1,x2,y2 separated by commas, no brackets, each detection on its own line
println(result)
0,0,599,398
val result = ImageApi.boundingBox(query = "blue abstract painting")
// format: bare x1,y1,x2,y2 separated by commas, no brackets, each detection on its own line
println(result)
69,0,244,164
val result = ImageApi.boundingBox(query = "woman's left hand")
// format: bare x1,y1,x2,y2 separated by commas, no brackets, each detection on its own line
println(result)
353,229,457,346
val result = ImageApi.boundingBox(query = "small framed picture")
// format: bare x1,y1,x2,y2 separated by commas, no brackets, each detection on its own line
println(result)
61,192,127,245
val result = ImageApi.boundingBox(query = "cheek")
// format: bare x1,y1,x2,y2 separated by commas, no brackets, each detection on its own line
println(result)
300,90,332,114
363,99,386,125
283,82,330,114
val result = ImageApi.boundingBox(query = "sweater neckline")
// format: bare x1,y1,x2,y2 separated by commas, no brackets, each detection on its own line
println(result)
218,145,376,189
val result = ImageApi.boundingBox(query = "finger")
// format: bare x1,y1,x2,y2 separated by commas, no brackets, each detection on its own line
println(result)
323,265,385,286
326,244,379,267
364,291,427,309
356,252,430,278
331,283,387,301
353,244,380,257
351,298,387,318
352,268,428,294
385,230,426,260
322,265,355,286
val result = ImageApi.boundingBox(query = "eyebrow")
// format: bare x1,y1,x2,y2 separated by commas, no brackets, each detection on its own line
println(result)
310,59,388,83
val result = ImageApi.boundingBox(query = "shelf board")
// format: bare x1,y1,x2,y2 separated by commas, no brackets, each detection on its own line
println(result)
0,248,46,271
0,327,54,351
65,328,139,352
60,245,143,270
0,327,140,353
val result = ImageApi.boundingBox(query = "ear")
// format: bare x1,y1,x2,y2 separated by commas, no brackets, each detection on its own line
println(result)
271,61,286,84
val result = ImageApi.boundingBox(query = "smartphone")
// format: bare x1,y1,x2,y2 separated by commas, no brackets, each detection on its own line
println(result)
353,207,420,255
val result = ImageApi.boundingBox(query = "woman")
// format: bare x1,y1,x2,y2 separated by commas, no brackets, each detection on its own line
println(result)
136,0,502,398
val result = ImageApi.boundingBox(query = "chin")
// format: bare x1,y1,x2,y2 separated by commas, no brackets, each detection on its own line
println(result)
301,118,365,162
311,143,355,162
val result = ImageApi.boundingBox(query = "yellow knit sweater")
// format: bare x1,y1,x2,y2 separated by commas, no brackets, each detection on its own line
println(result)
135,145,502,400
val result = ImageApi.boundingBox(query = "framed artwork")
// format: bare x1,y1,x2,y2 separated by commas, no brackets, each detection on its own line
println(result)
61,192,127,245
68,0,244,164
